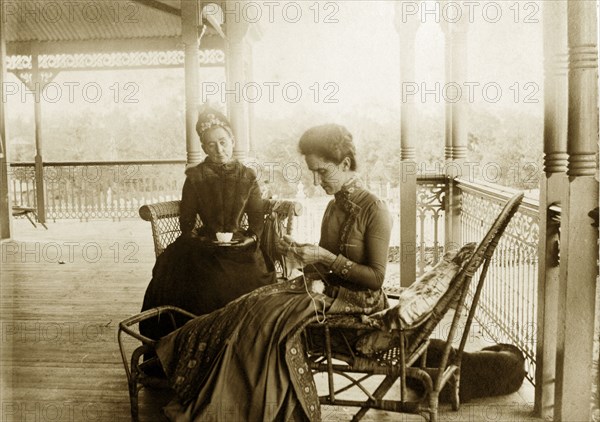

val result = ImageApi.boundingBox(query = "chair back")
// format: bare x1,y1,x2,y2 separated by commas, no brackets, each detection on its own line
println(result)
406,193,524,388
138,201,182,257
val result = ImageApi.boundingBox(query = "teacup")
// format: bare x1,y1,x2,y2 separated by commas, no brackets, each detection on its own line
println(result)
216,232,233,243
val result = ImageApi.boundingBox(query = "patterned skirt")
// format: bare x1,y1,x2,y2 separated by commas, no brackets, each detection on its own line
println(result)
156,278,387,421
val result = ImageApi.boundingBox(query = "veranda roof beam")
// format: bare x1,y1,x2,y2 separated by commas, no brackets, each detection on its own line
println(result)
7,37,184,56
130,0,181,17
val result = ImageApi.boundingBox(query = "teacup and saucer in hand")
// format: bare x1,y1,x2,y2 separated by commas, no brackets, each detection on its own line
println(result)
216,232,234,243
214,232,241,246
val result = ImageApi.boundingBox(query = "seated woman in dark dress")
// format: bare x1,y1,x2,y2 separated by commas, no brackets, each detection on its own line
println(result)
154,123,393,421
140,107,276,338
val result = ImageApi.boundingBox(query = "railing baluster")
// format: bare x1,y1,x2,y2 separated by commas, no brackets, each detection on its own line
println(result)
8,161,188,221
433,210,440,265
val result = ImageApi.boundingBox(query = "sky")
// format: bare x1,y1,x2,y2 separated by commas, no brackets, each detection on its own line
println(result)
249,0,544,120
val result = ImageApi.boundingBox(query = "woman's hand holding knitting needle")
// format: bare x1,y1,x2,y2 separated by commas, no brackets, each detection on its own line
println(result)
280,236,337,267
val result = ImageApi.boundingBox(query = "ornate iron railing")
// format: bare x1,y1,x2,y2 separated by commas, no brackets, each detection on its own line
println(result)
9,161,185,221
416,175,446,275
456,178,540,384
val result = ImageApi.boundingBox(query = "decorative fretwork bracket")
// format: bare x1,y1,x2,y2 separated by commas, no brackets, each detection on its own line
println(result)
5,50,225,74
10,70,59,91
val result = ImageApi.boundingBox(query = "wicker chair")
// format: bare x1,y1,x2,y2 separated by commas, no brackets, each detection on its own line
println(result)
305,193,524,422
118,306,194,421
119,198,302,421
138,198,303,277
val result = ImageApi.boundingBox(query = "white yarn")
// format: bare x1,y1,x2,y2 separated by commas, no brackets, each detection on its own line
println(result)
311,279,325,294
300,267,327,324
286,239,328,323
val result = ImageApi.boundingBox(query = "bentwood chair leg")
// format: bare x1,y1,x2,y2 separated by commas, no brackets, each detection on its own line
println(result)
352,375,395,422
129,359,140,421
351,414,363,422
352,408,367,422
428,391,439,422
129,379,139,421
324,325,335,403
451,371,460,411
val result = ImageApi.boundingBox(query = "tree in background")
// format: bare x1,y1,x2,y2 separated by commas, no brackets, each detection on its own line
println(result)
252,105,541,198
6,73,542,197
467,108,543,191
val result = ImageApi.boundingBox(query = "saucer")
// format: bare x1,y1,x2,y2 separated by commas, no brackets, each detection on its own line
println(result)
213,240,240,245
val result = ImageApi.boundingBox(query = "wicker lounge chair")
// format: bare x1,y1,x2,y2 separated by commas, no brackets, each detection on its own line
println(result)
305,193,524,422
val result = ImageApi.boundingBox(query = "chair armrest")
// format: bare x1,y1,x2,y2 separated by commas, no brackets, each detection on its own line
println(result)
118,305,197,344
117,306,197,383
264,199,303,217
263,199,303,238
139,201,187,257
260,199,304,276
139,201,181,222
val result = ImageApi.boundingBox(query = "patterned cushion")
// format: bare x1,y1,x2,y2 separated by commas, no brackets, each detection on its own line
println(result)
398,252,464,326
354,330,400,356
355,243,476,356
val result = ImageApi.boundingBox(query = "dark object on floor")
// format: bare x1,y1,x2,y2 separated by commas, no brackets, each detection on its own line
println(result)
589,207,599,228
410,339,527,403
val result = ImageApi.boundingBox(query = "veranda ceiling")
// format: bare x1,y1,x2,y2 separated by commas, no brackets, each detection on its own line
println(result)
4,0,186,54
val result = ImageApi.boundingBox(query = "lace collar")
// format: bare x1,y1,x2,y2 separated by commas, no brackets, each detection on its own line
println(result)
204,157,239,171
334,176,362,204
333,176,363,254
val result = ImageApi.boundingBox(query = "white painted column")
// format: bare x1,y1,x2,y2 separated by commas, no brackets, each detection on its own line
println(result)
554,2,599,420
182,0,203,166
395,4,420,287
31,45,46,224
245,24,262,159
535,1,568,418
0,1,12,239
225,11,250,160
441,12,468,251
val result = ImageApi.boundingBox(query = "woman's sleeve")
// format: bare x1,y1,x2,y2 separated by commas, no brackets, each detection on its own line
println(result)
179,177,198,236
330,200,392,290
245,175,265,238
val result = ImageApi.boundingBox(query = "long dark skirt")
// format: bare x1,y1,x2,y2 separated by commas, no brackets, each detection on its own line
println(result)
140,236,276,340
156,280,388,421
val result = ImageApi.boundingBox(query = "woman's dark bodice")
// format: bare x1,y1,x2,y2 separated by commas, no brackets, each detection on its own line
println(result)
179,160,264,238
319,178,393,291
